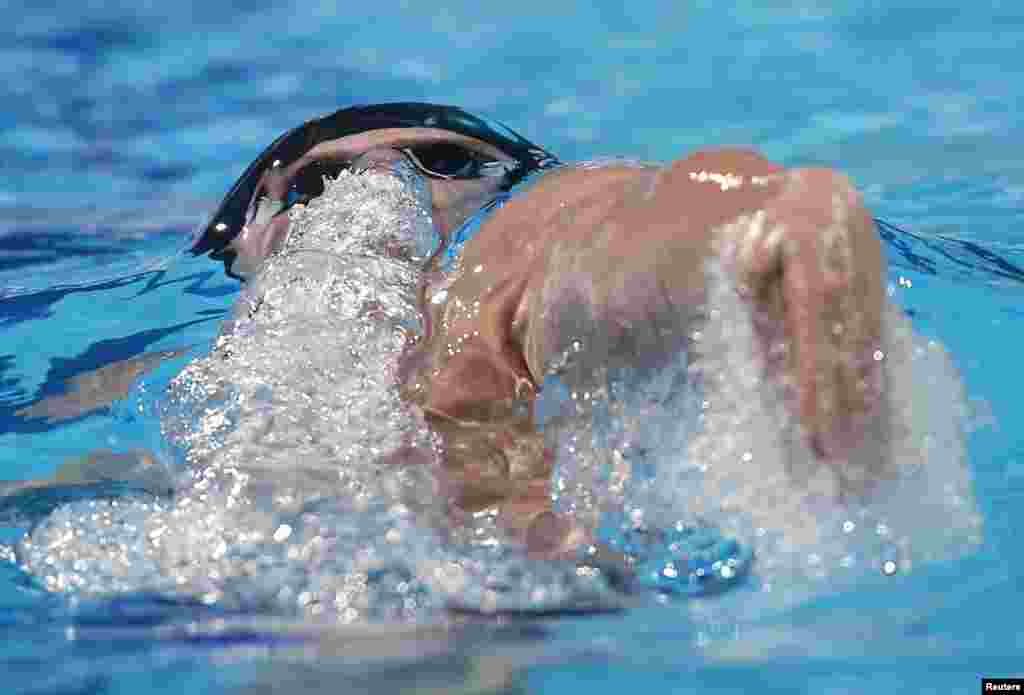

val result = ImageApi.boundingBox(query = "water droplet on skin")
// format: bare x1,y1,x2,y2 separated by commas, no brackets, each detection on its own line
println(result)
22,164,982,624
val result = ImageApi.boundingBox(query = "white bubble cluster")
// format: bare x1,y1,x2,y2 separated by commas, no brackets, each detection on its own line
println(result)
18,170,446,618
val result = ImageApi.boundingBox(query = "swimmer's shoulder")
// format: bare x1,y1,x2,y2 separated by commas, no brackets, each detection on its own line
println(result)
480,160,661,233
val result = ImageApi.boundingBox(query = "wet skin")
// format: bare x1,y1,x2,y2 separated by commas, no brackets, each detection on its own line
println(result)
417,152,884,459
405,152,885,553
194,109,887,556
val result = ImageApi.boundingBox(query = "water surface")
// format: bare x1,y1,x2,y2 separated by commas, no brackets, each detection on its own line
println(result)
2,2,1023,693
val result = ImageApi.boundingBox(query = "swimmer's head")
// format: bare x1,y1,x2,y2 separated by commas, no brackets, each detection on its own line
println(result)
192,102,560,278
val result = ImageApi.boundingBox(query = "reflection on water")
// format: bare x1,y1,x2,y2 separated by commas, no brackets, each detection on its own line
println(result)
15,347,188,423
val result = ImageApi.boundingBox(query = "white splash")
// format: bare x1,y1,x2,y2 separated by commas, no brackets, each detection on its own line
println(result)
17,167,625,619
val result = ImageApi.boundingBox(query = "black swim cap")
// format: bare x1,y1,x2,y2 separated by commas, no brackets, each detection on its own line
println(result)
191,102,560,267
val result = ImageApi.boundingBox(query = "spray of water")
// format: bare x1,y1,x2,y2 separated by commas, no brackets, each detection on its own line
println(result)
17,166,624,618
16,164,982,628
541,237,983,614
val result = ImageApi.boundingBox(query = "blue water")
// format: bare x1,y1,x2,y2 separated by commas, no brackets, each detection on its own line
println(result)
3,2,1024,692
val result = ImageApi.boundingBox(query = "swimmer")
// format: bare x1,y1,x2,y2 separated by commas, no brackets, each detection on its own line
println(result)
193,103,888,557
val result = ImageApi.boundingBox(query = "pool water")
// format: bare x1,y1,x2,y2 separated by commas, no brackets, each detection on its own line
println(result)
3,2,1024,693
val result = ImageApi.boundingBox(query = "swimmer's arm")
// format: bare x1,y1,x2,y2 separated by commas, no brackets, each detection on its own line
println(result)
504,151,886,461
648,152,886,461
432,150,886,461
719,165,885,460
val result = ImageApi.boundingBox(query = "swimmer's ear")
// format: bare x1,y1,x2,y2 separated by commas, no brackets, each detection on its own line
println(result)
192,102,559,273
